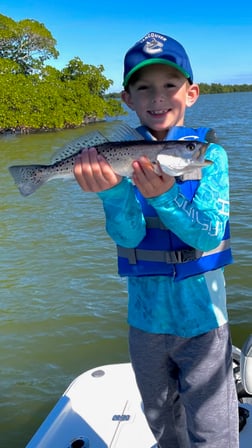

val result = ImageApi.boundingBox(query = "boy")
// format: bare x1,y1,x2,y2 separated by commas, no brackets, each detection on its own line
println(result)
74,32,239,447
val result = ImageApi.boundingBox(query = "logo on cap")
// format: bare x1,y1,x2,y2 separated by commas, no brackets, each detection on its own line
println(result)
143,38,164,55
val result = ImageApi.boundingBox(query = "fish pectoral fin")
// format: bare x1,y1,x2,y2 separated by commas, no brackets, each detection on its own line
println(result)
152,161,163,176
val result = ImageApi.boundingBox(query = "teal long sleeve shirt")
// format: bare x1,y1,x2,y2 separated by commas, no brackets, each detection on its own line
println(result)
98,143,230,337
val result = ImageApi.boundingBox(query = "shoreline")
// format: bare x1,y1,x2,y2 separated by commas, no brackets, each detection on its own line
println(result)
0,117,103,136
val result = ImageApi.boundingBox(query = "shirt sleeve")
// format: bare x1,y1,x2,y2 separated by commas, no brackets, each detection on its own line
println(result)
147,143,230,252
97,177,146,247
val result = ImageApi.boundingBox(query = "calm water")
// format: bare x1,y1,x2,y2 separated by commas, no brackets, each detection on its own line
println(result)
1,92,252,447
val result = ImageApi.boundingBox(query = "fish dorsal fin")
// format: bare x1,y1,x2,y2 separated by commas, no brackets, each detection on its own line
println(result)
51,124,144,163
51,131,109,163
107,123,144,142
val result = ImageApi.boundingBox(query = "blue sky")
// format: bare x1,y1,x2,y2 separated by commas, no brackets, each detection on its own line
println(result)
1,1,252,92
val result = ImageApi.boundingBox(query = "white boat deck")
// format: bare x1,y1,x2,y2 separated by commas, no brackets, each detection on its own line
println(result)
26,362,252,448
26,363,157,448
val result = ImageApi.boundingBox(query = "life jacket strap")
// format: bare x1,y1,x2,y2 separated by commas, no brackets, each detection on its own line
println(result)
145,217,167,229
117,239,230,265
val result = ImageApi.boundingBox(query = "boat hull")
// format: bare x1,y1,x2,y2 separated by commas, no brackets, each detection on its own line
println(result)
26,363,157,448
26,361,252,448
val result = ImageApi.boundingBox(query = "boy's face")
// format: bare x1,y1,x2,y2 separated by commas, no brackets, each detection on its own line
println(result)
122,64,199,140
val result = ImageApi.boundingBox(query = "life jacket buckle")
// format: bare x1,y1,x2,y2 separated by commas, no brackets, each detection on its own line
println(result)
166,249,201,264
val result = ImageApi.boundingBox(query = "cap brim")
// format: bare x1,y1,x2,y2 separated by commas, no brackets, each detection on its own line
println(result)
123,58,191,87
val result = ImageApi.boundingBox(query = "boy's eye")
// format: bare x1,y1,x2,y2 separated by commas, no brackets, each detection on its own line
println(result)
136,84,148,91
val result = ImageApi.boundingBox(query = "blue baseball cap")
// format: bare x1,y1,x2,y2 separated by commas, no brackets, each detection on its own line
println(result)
123,32,193,87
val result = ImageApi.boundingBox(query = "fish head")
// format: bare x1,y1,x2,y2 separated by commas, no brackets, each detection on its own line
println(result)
157,141,213,176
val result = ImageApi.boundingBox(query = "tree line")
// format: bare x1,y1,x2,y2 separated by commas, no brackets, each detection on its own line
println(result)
0,13,251,133
198,83,252,94
107,82,252,99
0,14,125,133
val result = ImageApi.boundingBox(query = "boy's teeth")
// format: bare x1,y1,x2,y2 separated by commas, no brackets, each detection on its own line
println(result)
151,110,167,114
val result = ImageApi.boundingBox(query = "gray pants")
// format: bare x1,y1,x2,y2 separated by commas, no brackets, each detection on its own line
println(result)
129,324,239,448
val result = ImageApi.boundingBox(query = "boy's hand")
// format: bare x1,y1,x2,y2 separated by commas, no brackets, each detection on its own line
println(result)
132,156,175,198
74,147,122,192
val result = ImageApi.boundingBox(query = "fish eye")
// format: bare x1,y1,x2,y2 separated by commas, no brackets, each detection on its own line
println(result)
186,142,196,151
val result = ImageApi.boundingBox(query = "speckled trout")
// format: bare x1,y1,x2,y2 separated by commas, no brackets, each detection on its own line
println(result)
8,124,211,196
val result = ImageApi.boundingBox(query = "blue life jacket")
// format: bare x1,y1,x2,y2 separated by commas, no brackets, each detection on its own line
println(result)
117,126,233,281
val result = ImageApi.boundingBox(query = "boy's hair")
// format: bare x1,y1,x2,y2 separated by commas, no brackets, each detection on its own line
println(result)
123,32,193,88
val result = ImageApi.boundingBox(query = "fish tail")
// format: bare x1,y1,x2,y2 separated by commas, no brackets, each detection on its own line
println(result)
8,164,50,196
